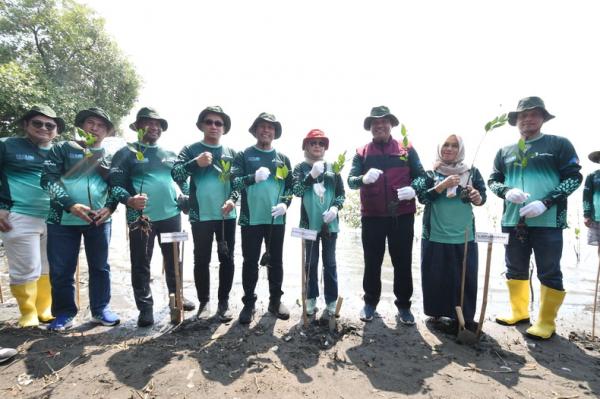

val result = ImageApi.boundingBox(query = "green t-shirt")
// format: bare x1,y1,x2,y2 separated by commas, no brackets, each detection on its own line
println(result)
0,137,51,218
489,134,582,228
583,170,600,222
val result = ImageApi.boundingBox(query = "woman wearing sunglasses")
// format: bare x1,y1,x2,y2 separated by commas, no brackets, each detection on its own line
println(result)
0,105,63,327
292,129,345,321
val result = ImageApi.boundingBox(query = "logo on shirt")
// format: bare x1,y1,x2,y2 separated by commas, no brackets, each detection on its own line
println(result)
15,154,35,161
69,153,84,159
248,156,260,162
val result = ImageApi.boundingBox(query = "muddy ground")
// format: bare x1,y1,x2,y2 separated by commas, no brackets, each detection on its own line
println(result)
1,206,599,398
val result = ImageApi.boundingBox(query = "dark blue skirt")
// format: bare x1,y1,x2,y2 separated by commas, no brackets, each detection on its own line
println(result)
420,239,478,322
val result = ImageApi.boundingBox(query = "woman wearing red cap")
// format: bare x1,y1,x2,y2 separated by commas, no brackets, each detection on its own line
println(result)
292,129,345,320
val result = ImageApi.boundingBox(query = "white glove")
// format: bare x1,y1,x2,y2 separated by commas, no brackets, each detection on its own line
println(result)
397,186,416,201
313,182,326,198
310,161,325,179
505,188,530,204
255,167,271,183
362,168,383,184
322,206,338,224
271,203,287,217
519,200,547,218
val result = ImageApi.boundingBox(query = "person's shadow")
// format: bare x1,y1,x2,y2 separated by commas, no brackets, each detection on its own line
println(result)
345,315,451,395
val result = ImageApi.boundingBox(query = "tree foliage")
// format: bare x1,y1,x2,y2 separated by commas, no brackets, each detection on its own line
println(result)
0,0,140,137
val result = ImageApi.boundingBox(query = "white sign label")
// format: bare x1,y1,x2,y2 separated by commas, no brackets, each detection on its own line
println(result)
290,227,318,241
160,231,189,243
475,232,509,244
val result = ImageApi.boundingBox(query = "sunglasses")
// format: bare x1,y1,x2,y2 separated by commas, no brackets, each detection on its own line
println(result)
308,141,326,147
203,119,224,127
30,119,57,131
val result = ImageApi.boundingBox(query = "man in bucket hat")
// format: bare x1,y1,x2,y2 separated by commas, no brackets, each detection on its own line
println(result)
0,105,63,327
232,112,293,324
42,107,120,331
348,106,425,324
172,106,239,322
489,96,582,339
110,107,195,327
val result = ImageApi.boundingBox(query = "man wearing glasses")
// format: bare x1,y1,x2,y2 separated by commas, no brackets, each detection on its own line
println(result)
232,112,293,324
172,106,238,323
348,106,425,324
42,107,120,331
110,107,195,327
0,105,63,327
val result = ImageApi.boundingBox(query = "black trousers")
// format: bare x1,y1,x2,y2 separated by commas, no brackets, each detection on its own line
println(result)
129,214,181,311
191,219,236,303
241,224,285,305
361,215,414,309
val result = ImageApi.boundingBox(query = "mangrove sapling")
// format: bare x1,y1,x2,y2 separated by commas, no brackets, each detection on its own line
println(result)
127,128,152,236
513,137,538,242
387,124,411,215
459,113,508,203
320,151,346,237
74,127,99,223
260,163,289,267
214,157,233,260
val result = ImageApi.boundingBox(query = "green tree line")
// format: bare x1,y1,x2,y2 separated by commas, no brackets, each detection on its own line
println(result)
0,0,140,138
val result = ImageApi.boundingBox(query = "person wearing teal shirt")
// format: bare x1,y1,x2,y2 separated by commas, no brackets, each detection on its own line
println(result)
583,150,600,246
413,134,485,334
0,105,63,327
232,112,293,324
172,106,239,323
41,107,120,331
292,129,345,321
110,107,194,327
489,97,582,340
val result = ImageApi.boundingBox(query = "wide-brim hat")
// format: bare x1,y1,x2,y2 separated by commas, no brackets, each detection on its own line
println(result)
589,151,600,164
363,105,399,130
75,107,114,131
508,96,555,126
248,112,282,139
196,106,231,134
129,107,168,131
18,104,65,134
302,129,329,150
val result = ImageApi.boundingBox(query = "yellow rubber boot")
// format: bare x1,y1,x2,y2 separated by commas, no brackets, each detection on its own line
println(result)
36,275,54,323
496,279,530,326
10,281,39,327
526,285,565,340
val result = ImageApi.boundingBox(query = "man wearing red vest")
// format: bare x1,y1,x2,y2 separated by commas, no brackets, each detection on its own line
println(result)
348,106,425,324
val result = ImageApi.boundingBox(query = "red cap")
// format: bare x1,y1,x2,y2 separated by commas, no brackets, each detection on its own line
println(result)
302,129,329,150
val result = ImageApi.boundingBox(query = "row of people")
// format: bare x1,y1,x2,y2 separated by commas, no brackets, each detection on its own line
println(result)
0,96,594,341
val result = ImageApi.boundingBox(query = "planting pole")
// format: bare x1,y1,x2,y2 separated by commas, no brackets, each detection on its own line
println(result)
172,242,183,323
301,239,308,327
593,246,600,341
76,258,80,308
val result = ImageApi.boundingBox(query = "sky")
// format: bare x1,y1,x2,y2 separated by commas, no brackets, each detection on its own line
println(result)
84,0,600,180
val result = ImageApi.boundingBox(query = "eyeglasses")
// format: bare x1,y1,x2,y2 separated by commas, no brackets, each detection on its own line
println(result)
30,120,57,131
203,119,224,127
308,141,326,147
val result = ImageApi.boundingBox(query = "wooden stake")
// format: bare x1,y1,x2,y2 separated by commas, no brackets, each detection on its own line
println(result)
476,242,493,337
76,258,80,309
301,239,308,327
592,246,600,341
172,242,183,323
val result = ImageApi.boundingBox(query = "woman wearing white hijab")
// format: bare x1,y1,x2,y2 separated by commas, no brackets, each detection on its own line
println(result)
412,134,485,333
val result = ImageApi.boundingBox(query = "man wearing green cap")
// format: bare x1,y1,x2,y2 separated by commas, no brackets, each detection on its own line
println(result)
110,107,194,327
489,96,582,339
41,107,120,331
232,112,293,324
348,106,425,324
172,106,238,322
0,105,62,327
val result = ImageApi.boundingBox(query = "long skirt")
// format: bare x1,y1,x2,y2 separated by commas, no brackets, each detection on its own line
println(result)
421,239,478,322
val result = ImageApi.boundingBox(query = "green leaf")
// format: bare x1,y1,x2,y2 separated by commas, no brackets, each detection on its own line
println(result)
276,164,289,180
137,128,147,143
401,124,407,137
136,151,145,161
518,138,526,152
521,158,528,168
332,151,347,174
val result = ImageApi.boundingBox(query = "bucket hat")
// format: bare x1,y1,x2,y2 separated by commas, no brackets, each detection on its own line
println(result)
508,96,555,126
18,104,65,134
302,129,329,150
129,107,168,131
196,106,231,134
248,112,282,139
363,105,399,130
75,107,114,131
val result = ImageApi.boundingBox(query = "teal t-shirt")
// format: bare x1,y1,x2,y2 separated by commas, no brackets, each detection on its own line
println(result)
0,137,51,218
583,170,600,222
489,134,581,228
232,146,293,226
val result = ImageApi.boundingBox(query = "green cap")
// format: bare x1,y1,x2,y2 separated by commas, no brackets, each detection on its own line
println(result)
196,106,231,134
363,105,399,130
75,107,114,131
508,96,555,126
248,112,282,139
129,107,168,131
18,104,65,134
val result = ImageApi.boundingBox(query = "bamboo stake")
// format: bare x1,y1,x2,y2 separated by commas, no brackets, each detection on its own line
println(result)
172,242,183,323
592,246,600,341
301,239,308,327
76,258,80,308
476,242,493,337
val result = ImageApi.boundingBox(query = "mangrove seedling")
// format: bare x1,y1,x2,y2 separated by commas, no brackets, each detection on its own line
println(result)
321,151,347,237
127,128,152,235
513,137,539,242
215,157,233,260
